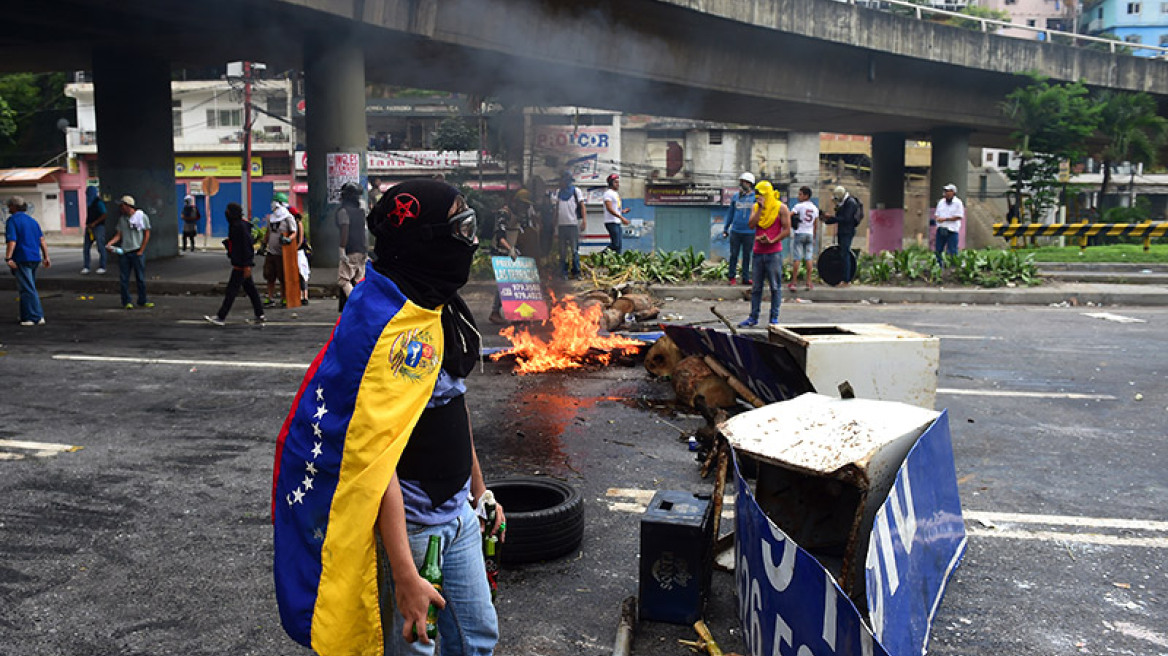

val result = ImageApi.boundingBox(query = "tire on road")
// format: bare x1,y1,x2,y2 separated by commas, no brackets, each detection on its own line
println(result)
487,476,584,566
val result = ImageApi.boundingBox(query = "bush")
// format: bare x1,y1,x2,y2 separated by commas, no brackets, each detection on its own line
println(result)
856,246,1039,287
582,247,727,285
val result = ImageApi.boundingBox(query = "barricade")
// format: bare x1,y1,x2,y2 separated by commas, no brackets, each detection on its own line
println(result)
993,221,1167,251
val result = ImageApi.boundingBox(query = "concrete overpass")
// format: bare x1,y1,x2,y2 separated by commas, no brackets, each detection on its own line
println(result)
5,0,1166,260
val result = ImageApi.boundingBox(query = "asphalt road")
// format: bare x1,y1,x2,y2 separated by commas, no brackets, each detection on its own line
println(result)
0,288,1165,656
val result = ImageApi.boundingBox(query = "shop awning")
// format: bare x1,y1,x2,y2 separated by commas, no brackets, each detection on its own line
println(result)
0,168,62,184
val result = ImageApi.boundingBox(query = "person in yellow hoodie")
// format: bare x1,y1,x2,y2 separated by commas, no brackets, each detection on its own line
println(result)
738,180,791,327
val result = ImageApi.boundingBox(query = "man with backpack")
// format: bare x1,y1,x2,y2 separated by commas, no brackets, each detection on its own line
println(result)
554,172,586,279
823,185,863,286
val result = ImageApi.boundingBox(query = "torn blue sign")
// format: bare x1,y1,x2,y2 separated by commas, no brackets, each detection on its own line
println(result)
730,403,965,656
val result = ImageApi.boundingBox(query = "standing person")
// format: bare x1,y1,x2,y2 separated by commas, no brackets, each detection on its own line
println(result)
263,192,297,306
823,186,862,286
789,186,819,292
292,206,311,306
5,197,50,326
336,182,368,312
105,195,153,309
204,202,265,326
602,173,630,253
554,172,586,279
934,183,964,266
273,179,503,656
180,195,201,252
510,188,540,258
738,181,791,327
368,176,383,208
80,185,107,274
721,172,756,285
488,204,519,325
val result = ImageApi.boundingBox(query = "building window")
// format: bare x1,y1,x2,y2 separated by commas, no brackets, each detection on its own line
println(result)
1005,0,1016,5
1026,18,1036,26
206,108,242,129
998,152,1010,167
262,157,291,176
1162,2,1168,12
1127,2,1141,13
172,100,182,137
1161,33,1168,45
708,129,723,145
266,93,288,118
1125,34,1143,43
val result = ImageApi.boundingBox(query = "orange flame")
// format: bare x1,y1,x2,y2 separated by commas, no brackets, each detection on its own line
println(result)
492,300,644,374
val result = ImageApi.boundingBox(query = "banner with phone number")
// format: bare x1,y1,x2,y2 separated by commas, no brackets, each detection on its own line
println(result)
733,411,965,656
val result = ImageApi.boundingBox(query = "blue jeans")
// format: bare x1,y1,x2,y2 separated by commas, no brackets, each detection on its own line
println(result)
118,251,149,305
935,227,959,266
83,224,107,270
604,222,623,253
558,225,580,277
11,261,43,323
386,502,498,656
749,251,782,324
727,231,752,281
838,232,856,283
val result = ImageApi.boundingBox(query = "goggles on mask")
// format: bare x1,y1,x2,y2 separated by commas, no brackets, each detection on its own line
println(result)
421,206,478,246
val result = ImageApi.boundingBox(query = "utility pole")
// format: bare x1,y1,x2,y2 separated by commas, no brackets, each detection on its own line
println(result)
242,61,253,221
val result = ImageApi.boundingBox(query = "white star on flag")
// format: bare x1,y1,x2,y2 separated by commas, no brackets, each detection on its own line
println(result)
316,386,324,402
312,422,322,438
306,461,318,476
292,488,305,504
313,528,325,541
302,476,314,491
314,404,328,420
311,442,323,458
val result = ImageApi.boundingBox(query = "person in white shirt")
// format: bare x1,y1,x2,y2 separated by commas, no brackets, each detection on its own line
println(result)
602,173,630,253
788,186,819,292
554,172,587,278
934,183,964,266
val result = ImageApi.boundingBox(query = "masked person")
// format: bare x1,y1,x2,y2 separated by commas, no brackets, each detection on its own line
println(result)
204,202,265,326
273,179,504,656
739,180,791,327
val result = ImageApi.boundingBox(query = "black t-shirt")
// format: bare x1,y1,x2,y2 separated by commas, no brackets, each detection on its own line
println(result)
335,204,367,254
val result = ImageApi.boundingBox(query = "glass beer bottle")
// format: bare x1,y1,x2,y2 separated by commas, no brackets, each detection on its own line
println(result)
420,535,443,640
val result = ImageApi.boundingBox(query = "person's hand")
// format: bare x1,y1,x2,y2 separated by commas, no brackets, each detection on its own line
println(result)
508,247,518,261
395,571,445,645
42,256,50,269
6,259,15,270
481,504,507,543
623,208,630,214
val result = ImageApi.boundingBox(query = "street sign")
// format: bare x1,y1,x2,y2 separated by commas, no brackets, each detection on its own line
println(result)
203,177,220,197
490,256,549,322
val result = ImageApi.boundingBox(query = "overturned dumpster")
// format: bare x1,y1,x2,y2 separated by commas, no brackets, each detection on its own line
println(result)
721,393,966,656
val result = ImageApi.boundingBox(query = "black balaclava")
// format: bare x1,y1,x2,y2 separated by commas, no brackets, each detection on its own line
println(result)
368,179,481,378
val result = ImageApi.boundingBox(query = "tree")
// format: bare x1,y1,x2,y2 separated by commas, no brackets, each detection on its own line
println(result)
431,115,477,153
999,73,1100,221
1093,91,1168,209
0,72,74,167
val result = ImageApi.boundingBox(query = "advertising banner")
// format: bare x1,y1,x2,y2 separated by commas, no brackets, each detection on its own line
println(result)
326,153,361,203
175,157,262,178
645,185,724,206
491,256,549,322
295,151,497,172
532,125,618,183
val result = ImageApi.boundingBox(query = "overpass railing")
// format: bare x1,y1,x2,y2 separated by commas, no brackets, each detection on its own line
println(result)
844,0,1168,57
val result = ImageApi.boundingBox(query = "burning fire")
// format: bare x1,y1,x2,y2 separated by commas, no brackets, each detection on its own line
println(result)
493,300,644,374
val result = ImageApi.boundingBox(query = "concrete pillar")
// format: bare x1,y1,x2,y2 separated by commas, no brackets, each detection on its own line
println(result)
92,48,177,259
929,127,971,249
304,37,367,268
869,132,905,253
785,131,821,252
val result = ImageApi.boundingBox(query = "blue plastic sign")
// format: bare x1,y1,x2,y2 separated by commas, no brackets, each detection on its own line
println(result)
733,411,965,656
865,411,967,656
734,454,888,656
665,325,814,404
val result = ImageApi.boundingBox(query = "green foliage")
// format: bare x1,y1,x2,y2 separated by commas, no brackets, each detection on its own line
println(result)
856,246,1038,287
581,247,725,285
0,72,73,165
1018,243,1168,262
1102,197,1152,224
1094,91,1168,201
1000,73,1102,221
944,5,1011,30
432,115,478,153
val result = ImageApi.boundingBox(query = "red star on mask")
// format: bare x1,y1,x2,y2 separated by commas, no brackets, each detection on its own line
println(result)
389,193,420,226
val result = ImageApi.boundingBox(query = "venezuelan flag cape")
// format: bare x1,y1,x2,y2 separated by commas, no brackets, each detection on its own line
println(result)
272,266,443,655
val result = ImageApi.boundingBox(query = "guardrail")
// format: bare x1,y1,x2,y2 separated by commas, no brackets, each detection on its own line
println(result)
993,221,1168,250
847,0,1168,57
